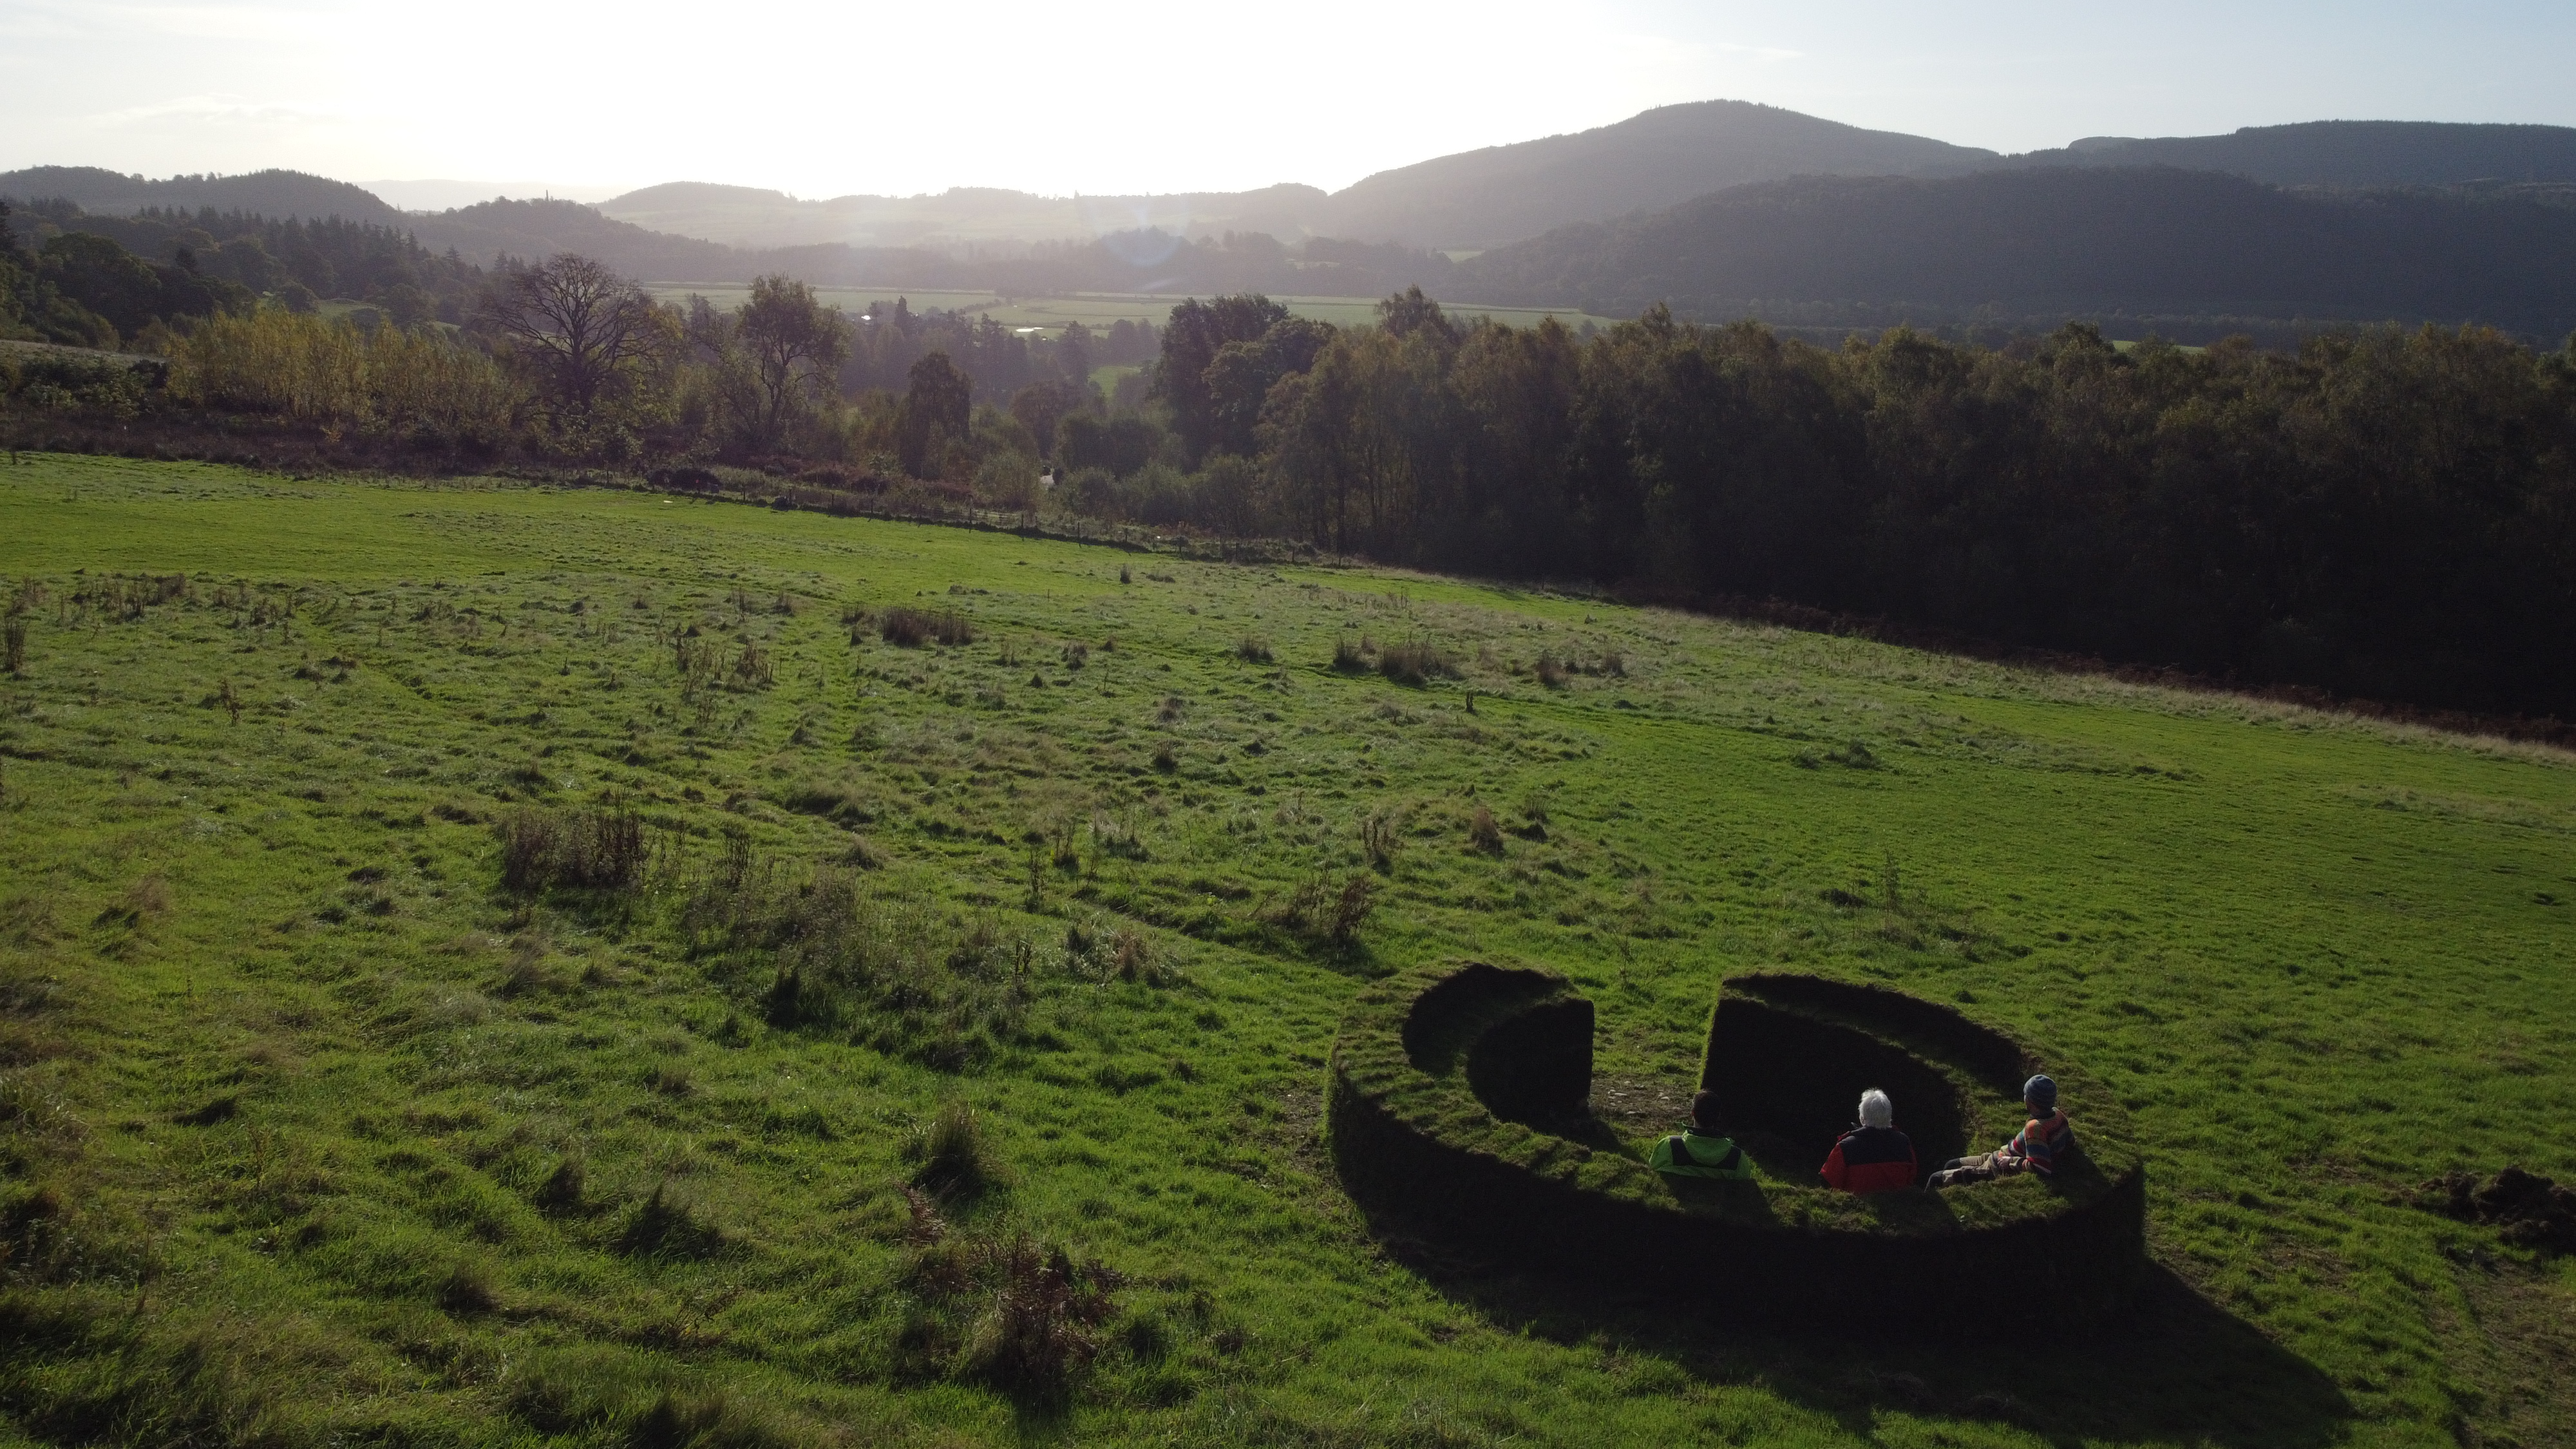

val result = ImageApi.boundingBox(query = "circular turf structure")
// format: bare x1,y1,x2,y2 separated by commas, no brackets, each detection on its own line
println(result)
1326,965,2146,1331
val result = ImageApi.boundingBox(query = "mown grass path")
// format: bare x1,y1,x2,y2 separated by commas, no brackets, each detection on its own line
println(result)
0,453,2570,1446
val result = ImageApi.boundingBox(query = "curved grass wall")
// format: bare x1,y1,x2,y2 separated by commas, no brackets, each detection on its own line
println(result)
1325,963,2146,1332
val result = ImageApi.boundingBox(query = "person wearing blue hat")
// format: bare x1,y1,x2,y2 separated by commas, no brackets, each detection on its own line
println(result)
1929,1074,2076,1189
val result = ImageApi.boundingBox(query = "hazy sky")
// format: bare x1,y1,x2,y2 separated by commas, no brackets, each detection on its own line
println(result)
5,0,2573,201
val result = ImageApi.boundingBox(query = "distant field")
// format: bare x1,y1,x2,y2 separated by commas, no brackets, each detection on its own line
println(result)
652,284,1616,334
1,455,2571,1446
646,284,1003,317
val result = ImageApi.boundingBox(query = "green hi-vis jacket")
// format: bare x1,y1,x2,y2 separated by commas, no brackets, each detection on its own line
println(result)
1650,1127,1754,1180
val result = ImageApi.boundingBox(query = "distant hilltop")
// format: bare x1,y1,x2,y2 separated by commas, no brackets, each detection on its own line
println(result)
12,106,2576,341
18,108,2576,261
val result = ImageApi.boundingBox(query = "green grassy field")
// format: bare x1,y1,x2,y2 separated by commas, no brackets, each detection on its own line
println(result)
1,454,2571,1447
651,285,1617,335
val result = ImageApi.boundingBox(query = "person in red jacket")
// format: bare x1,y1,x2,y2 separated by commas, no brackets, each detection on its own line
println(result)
1819,1088,1918,1193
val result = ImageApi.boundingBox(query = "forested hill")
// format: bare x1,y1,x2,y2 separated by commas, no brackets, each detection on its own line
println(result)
1451,166,2576,342
1309,100,1999,249
0,167,409,227
2020,120,2576,187
0,171,753,279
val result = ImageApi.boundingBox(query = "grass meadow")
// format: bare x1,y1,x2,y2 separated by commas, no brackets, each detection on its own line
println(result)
0,453,2570,1446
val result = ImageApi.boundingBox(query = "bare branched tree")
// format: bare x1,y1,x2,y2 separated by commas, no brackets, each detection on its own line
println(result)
480,254,670,415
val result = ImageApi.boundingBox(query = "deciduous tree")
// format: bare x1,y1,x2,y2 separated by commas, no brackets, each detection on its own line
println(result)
480,254,670,417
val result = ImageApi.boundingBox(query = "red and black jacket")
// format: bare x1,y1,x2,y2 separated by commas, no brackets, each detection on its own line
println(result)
1819,1126,1918,1193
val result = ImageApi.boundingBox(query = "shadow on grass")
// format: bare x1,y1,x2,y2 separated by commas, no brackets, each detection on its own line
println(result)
1361,1209,2351,1449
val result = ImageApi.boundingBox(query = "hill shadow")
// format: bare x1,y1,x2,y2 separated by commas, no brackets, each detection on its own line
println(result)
1360,1208,2351,1449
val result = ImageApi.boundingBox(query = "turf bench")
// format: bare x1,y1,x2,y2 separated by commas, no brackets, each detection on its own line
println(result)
1327,963,2146,1331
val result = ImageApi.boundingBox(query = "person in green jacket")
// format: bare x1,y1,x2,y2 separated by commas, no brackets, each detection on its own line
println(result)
1651,1091,1755,1180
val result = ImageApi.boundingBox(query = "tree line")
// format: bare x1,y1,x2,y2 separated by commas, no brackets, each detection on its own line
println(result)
9,222,2573,720
1125,289,2576,719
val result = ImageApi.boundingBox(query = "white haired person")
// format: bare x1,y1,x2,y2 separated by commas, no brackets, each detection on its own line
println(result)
1819,1088,1918,1193
1931,1075,2075,1189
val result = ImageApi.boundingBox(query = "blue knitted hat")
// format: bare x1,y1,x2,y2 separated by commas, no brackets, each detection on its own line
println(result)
2023,1074,2058,1113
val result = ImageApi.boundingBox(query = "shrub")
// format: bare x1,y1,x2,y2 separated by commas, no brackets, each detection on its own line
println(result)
170,306,515,441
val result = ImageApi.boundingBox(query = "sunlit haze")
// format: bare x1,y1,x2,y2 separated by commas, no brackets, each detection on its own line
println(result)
5,0,2575,200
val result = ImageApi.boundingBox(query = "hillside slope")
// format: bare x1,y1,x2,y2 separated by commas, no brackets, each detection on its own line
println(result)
0,455,2568,1445
1452,166,2576,339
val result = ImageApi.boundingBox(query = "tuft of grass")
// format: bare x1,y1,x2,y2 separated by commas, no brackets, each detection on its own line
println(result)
533,1155,587,1216
896,1189,1123,1407
1467,804,1505,856
1378,638,1457,687
497,803,645,894
906,1099,1005,1202
437,1259,500,1315
1331,636,1368,673
618,1182,724,1260
881,607,975,648
1234,634,1272,664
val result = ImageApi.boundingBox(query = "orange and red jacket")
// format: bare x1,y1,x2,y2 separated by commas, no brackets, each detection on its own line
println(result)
1819,1126,1917,1193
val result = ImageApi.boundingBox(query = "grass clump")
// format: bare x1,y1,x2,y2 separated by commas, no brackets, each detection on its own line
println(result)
881,607,975,647
618,1182,724,1260
497,802,646,893
905,1099,1007,1203
1378,638,1457,686
895,1187,1122,1407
